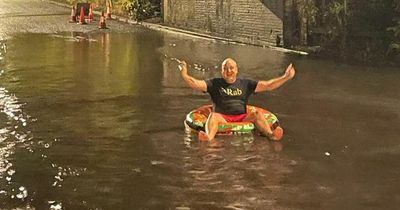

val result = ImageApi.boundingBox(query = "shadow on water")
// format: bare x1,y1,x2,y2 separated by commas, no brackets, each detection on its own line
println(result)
0,29,399,209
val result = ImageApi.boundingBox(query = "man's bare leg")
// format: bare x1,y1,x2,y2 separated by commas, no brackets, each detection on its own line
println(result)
198,112,226,141
244,111,282,141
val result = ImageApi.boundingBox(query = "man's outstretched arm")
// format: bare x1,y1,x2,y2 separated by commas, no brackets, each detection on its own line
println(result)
255,63,296,93
179,61,207,92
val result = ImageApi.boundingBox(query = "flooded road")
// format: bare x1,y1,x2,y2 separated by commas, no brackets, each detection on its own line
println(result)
1,1,400,210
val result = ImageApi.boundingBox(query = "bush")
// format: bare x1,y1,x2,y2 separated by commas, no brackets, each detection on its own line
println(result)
387,1,400,55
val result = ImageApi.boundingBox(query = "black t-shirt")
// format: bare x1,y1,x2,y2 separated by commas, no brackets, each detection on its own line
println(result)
206,78,258,115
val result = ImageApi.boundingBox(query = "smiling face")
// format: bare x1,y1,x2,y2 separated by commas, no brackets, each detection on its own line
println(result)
221,58,238,84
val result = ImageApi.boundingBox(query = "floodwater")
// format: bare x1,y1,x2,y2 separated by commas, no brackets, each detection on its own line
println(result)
1,23,400,210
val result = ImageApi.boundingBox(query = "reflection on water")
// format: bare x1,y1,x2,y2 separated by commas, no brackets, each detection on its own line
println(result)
0,31,399,209
0,41,32,205
178,133,291,209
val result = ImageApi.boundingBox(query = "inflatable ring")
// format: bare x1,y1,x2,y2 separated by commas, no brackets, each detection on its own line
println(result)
184,105,282,137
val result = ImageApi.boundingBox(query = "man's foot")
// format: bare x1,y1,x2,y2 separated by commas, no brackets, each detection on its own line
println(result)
198,131,212,141
267,126,284,141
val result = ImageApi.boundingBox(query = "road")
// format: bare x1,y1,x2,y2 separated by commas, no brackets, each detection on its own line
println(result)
0,0,139,39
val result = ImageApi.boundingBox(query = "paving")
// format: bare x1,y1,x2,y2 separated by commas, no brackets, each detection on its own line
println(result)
0,0,142,40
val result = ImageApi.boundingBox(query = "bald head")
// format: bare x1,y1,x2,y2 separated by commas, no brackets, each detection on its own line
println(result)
221,58,238,83
221,58,238,70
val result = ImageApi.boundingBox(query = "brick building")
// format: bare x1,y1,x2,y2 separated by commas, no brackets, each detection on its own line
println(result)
163,0,288,47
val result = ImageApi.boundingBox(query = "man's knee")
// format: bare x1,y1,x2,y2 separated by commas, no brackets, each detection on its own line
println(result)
248,109,261,119
208,112,226,123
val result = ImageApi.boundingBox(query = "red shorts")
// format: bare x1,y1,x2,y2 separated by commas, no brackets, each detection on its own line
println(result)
220,113,248,122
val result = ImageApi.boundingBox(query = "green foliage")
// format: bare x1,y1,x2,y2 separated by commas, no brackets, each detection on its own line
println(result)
313,0,350,46
325,1,349,30
298,0,318,25
121,0,136,17
328,1,344,27
387,1,400,54
66,0,160,20
118,0,161,21
391,1,400,38
388,21,400,38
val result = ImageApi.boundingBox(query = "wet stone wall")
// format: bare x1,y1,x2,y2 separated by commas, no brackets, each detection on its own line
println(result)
163,0,283,46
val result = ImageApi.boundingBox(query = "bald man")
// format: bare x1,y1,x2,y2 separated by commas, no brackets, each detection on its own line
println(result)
179,58,295,141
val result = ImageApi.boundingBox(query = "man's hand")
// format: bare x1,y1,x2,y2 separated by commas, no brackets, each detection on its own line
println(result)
179,60,188,74
178,60,207,92
284,63,295,80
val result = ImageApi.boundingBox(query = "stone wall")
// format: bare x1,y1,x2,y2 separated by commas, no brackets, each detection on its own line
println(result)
163,0,283,46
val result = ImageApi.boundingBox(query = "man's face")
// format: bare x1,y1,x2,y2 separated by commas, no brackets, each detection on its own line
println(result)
221,59,238,83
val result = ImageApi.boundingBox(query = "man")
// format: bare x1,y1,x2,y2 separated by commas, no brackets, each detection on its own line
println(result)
179,58,295,141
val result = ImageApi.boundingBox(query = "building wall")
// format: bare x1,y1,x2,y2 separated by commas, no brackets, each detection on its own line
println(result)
163,0,283,46
283,0,297,47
